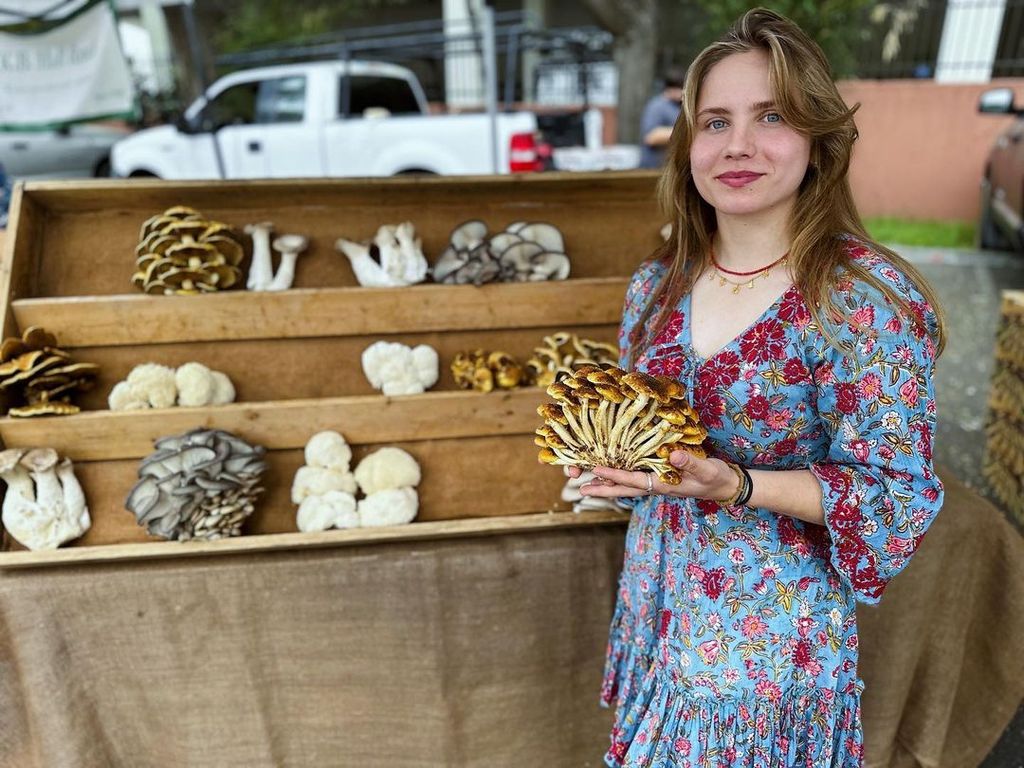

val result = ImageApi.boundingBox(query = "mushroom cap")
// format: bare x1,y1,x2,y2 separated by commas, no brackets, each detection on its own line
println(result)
511,222,565,254
621,371,674,403
273,234,309,253
203,235,245,266
8,401,80,417
594,384,626,403
20,447,59,472
449,219,489,251
0,447,27,472
537,447,560,465
537,403,568,424
546,381,576,403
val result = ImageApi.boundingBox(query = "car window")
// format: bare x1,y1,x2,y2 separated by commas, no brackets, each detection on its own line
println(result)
341,75,421,117
203,82,258,130
256,76,306,123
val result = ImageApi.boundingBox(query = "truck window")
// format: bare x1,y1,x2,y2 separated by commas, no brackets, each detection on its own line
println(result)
256,76,306,123
202,82,258,130
341,75,421,117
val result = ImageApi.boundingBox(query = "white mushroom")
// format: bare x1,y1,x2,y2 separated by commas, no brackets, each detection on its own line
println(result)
354,447,421,496
291,465,358,504
529,252,571,281
357,487,418,527
336,237,393,287
0,449,90,550
108,380,149,411
126,363,177,409
267,234,309,291
209,371,236,405
55,458,91,537
392,221,429,284
361,341,438,396
296,490,358,532
304,430,352,472
513,222,565,254
450,220,488,251
244,221,275,291
410,344,439,391
0,448,36,546
175,362,215,407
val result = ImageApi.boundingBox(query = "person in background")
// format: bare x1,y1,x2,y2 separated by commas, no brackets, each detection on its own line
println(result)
639,68,685,169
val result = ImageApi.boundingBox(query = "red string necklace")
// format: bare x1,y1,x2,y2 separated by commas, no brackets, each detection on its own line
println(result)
709,247,789,276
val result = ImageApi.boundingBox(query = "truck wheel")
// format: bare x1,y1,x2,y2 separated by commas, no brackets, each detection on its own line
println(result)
979,197,1011,251
129,170,159,178
94,158,111,177
395,169,436,176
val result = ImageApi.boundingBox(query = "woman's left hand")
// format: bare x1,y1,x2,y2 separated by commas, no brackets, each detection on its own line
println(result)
579,450,738,502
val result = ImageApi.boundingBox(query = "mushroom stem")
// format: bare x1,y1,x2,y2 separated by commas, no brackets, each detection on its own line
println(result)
244,222,275,291
267,234,308,291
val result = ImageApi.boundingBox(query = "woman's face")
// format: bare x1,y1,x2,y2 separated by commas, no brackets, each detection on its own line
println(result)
689,49,811,222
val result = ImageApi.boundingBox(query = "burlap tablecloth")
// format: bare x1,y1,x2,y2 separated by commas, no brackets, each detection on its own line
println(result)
0,469,1020,767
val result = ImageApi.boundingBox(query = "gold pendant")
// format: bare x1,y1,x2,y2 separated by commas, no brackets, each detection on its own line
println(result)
731,284,740,294
719,277,727,287
747,280,755,289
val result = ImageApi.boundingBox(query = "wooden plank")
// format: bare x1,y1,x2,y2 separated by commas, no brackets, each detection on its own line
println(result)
0,509,629,570
0,388,549,460
12,278,629,347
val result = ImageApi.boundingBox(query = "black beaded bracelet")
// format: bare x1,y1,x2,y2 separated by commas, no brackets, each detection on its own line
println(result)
736,465,754,506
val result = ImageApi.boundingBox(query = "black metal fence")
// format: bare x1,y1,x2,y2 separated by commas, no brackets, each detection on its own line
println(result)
854,0,1024,80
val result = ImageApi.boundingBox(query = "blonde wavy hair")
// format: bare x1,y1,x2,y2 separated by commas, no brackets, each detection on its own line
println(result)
628,7,946,365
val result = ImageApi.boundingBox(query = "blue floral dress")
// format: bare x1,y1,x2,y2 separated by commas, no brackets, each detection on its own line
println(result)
601,240,943,767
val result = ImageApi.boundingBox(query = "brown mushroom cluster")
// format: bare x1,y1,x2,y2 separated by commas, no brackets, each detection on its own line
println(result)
0,326,98,417
451,350,527,392
132,205,245,295
125,428,267,541
536,365,707,484
433,220,570,285
526,332,618,388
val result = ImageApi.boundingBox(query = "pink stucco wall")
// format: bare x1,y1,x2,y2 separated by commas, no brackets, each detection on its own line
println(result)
838,78,1023,222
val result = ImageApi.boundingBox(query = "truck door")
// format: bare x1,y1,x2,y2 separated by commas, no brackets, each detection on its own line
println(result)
201,75,319,178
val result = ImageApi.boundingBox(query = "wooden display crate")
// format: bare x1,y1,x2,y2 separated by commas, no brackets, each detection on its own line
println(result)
0,172,661,566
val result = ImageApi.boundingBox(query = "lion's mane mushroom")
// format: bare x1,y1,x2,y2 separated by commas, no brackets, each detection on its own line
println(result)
535,365,707,484
361,341,438,396
525,332,617,387
336,222,429,287
134,207,244,295
291,431,358,532
108,362,236,410
0,326,99,417
125,428,267,541
0,447,91,550
353,447,421,527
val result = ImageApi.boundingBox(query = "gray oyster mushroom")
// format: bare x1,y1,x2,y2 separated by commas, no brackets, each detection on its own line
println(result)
125,427,267,541
432,220,570,285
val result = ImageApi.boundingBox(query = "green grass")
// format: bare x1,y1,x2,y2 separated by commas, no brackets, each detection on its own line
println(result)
864,217,976,249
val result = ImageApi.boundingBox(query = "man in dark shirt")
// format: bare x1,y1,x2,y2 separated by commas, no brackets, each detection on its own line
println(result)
639,69,685,169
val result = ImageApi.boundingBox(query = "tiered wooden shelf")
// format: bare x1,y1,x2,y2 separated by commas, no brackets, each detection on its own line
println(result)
984,289,1024,523
0,171,662,567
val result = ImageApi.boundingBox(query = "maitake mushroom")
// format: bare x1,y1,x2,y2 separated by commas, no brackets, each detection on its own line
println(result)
0,326,99,417
526,331,618,388
132,205,244,295
432,220,571,285
0,447,91,550
336,222,429,287
125,428,267,541
450,349,527,392
535,365,707,484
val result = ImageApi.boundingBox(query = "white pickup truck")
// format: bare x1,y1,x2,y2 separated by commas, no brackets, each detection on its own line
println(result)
111,60,544,179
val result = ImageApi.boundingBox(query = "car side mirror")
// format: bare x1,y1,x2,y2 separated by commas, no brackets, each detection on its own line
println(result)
978,87,1017,115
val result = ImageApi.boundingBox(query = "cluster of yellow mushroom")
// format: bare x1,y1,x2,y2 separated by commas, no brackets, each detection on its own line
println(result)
526,332,617,387
132,206,244,295
535,365,706,484
451,350,526,392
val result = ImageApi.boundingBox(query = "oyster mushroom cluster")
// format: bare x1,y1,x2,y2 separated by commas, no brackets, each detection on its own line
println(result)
132,205,245,295
433,220,570,285
526,332,618,388
125,428,267,541
336,222,429,287
0,326,99,416
451,349,527,392
536,365,707,484
0,447,90,550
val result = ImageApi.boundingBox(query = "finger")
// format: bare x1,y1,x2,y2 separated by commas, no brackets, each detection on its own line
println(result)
566,465,583,479
590,465,650,492
580,481,646,498
669,450,719,483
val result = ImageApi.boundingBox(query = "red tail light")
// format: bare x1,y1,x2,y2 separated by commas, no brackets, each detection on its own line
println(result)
509,131,543,173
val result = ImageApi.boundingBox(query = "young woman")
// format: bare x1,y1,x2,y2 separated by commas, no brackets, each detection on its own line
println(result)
577,8,946,767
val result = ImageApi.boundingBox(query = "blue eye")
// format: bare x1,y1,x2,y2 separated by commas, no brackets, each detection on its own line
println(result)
707,118,727,130
764,112,783,123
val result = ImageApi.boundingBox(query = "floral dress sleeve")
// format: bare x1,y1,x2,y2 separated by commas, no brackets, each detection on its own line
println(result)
808,259,944,604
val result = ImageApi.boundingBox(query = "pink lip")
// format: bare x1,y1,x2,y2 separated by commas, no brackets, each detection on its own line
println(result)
716,171,763,188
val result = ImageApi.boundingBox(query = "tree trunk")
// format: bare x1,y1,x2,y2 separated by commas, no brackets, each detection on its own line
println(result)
581,0,657,145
